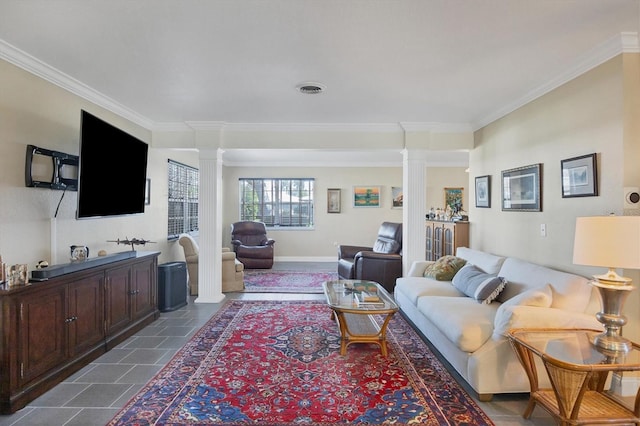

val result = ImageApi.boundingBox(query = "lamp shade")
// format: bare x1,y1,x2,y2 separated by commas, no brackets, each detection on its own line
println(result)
573,216,640,269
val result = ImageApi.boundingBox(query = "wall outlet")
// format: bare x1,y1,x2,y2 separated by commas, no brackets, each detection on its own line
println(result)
540,224,546,237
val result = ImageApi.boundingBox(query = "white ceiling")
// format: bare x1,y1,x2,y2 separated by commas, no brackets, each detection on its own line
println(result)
0,0,639,166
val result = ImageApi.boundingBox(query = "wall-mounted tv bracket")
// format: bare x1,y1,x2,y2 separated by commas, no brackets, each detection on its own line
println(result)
25,144,78,191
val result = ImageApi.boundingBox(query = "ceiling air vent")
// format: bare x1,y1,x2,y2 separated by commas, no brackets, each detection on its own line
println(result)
296,82,325,94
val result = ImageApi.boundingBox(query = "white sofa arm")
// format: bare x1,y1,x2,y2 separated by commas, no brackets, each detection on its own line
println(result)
493,305,603,338
407,260,435,277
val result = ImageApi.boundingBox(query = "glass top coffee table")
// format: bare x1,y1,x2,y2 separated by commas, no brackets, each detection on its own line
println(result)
323,280,399,356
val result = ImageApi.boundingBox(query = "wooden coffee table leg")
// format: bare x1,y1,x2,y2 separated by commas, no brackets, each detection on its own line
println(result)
332,311,349,355
378,313,396,357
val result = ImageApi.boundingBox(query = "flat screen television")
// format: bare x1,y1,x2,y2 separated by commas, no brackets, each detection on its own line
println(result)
76,110,149,219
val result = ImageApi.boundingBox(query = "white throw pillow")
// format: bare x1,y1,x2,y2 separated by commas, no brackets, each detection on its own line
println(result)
493,284,555,336
500,283,553,309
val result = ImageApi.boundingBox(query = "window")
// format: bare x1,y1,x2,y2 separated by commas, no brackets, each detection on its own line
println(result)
168,160,199,239
239,178,314,228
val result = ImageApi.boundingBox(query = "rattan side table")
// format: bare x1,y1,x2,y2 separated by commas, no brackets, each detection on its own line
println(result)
508,328,640,425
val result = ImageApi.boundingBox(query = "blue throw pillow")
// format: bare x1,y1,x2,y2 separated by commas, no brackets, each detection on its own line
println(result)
452,263,506,304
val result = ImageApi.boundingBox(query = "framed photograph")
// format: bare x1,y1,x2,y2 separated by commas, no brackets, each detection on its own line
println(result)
353,186,381,208
6,264,28,287
561,153,598,198
444,187,463,212
391,186,403,209
327,188,341,213
145,178,151,205
475,175,491,208
502,163,542,211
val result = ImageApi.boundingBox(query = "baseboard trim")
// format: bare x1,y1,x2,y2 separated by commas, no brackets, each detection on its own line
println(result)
274,256,337,263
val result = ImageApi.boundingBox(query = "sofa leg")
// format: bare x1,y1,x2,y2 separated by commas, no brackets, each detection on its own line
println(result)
477,393,493,402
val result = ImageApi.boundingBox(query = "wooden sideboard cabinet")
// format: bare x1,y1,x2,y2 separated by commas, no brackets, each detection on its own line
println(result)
0,251,159,414
425,220,469,261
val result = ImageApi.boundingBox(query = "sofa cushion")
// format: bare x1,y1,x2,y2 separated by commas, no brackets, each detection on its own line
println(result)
423,255,467,280
500,284,552,309
496,258,591,312
493,305,603,337
395,276,464,305
456,247,506,275
417,296,499,352
452,264,506,304
407,260,434,277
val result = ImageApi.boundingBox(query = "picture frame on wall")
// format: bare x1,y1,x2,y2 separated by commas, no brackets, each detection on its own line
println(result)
561,153,598,198
327,188,341,213
353,186,381,208
475,175,491,208
501,163,542,211
444,187,463,212
391,186,403,209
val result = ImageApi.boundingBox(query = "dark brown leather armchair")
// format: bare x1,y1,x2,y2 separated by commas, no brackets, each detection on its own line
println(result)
231,221,275,269
337,222,403,292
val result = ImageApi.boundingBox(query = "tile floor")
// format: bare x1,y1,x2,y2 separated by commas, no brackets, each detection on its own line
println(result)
0,262,558,425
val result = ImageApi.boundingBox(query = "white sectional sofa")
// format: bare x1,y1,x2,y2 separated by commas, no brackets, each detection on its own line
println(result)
394,247,603,401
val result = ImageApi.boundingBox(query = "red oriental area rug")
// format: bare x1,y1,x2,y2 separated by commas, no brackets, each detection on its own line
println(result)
243,270,337,293
108,300,494,426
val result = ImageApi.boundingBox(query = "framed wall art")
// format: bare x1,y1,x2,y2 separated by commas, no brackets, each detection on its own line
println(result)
353,186,381,208
475,175,491,208
327,188,341,213
444,187,463,212
391,186,403,209
501,163,542,211
561,153,598,198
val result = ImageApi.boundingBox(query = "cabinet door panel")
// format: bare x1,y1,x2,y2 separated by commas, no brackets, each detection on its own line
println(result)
425,223,434,260
68,273,104,356
443,224,455,256
132,261,154,319
105,266,132,335
19,286,67,386
433,225,444,259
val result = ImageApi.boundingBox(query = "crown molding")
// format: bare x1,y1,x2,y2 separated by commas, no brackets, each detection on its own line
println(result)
473,32,639,130
400,122,474,133
185,121,227,131
222,122,403,133
152,122,193,132
157,121,473,134
222,159,402,168
0,39,155,129
3,30,636,136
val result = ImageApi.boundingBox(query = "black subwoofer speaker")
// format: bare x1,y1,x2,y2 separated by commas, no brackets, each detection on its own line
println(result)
158,261,187,312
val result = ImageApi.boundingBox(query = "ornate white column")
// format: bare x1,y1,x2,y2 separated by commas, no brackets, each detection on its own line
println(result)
195,148,225,303
402,149,428,274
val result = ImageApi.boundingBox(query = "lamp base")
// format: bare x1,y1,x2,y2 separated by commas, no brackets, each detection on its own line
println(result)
590,276,634,354
592,332,633,353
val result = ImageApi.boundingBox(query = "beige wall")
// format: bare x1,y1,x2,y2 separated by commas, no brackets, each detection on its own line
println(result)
0,56,467,269
220,165,467,259
0,59,198,267
470,55,640,340
5,48,639,340
426,167,469,215
221,166,404,259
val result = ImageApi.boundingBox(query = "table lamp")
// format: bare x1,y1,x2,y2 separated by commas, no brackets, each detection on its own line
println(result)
573,215,640,353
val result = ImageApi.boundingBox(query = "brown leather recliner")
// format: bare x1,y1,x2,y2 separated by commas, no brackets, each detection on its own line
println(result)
337,222,403,293
231,221,276,269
